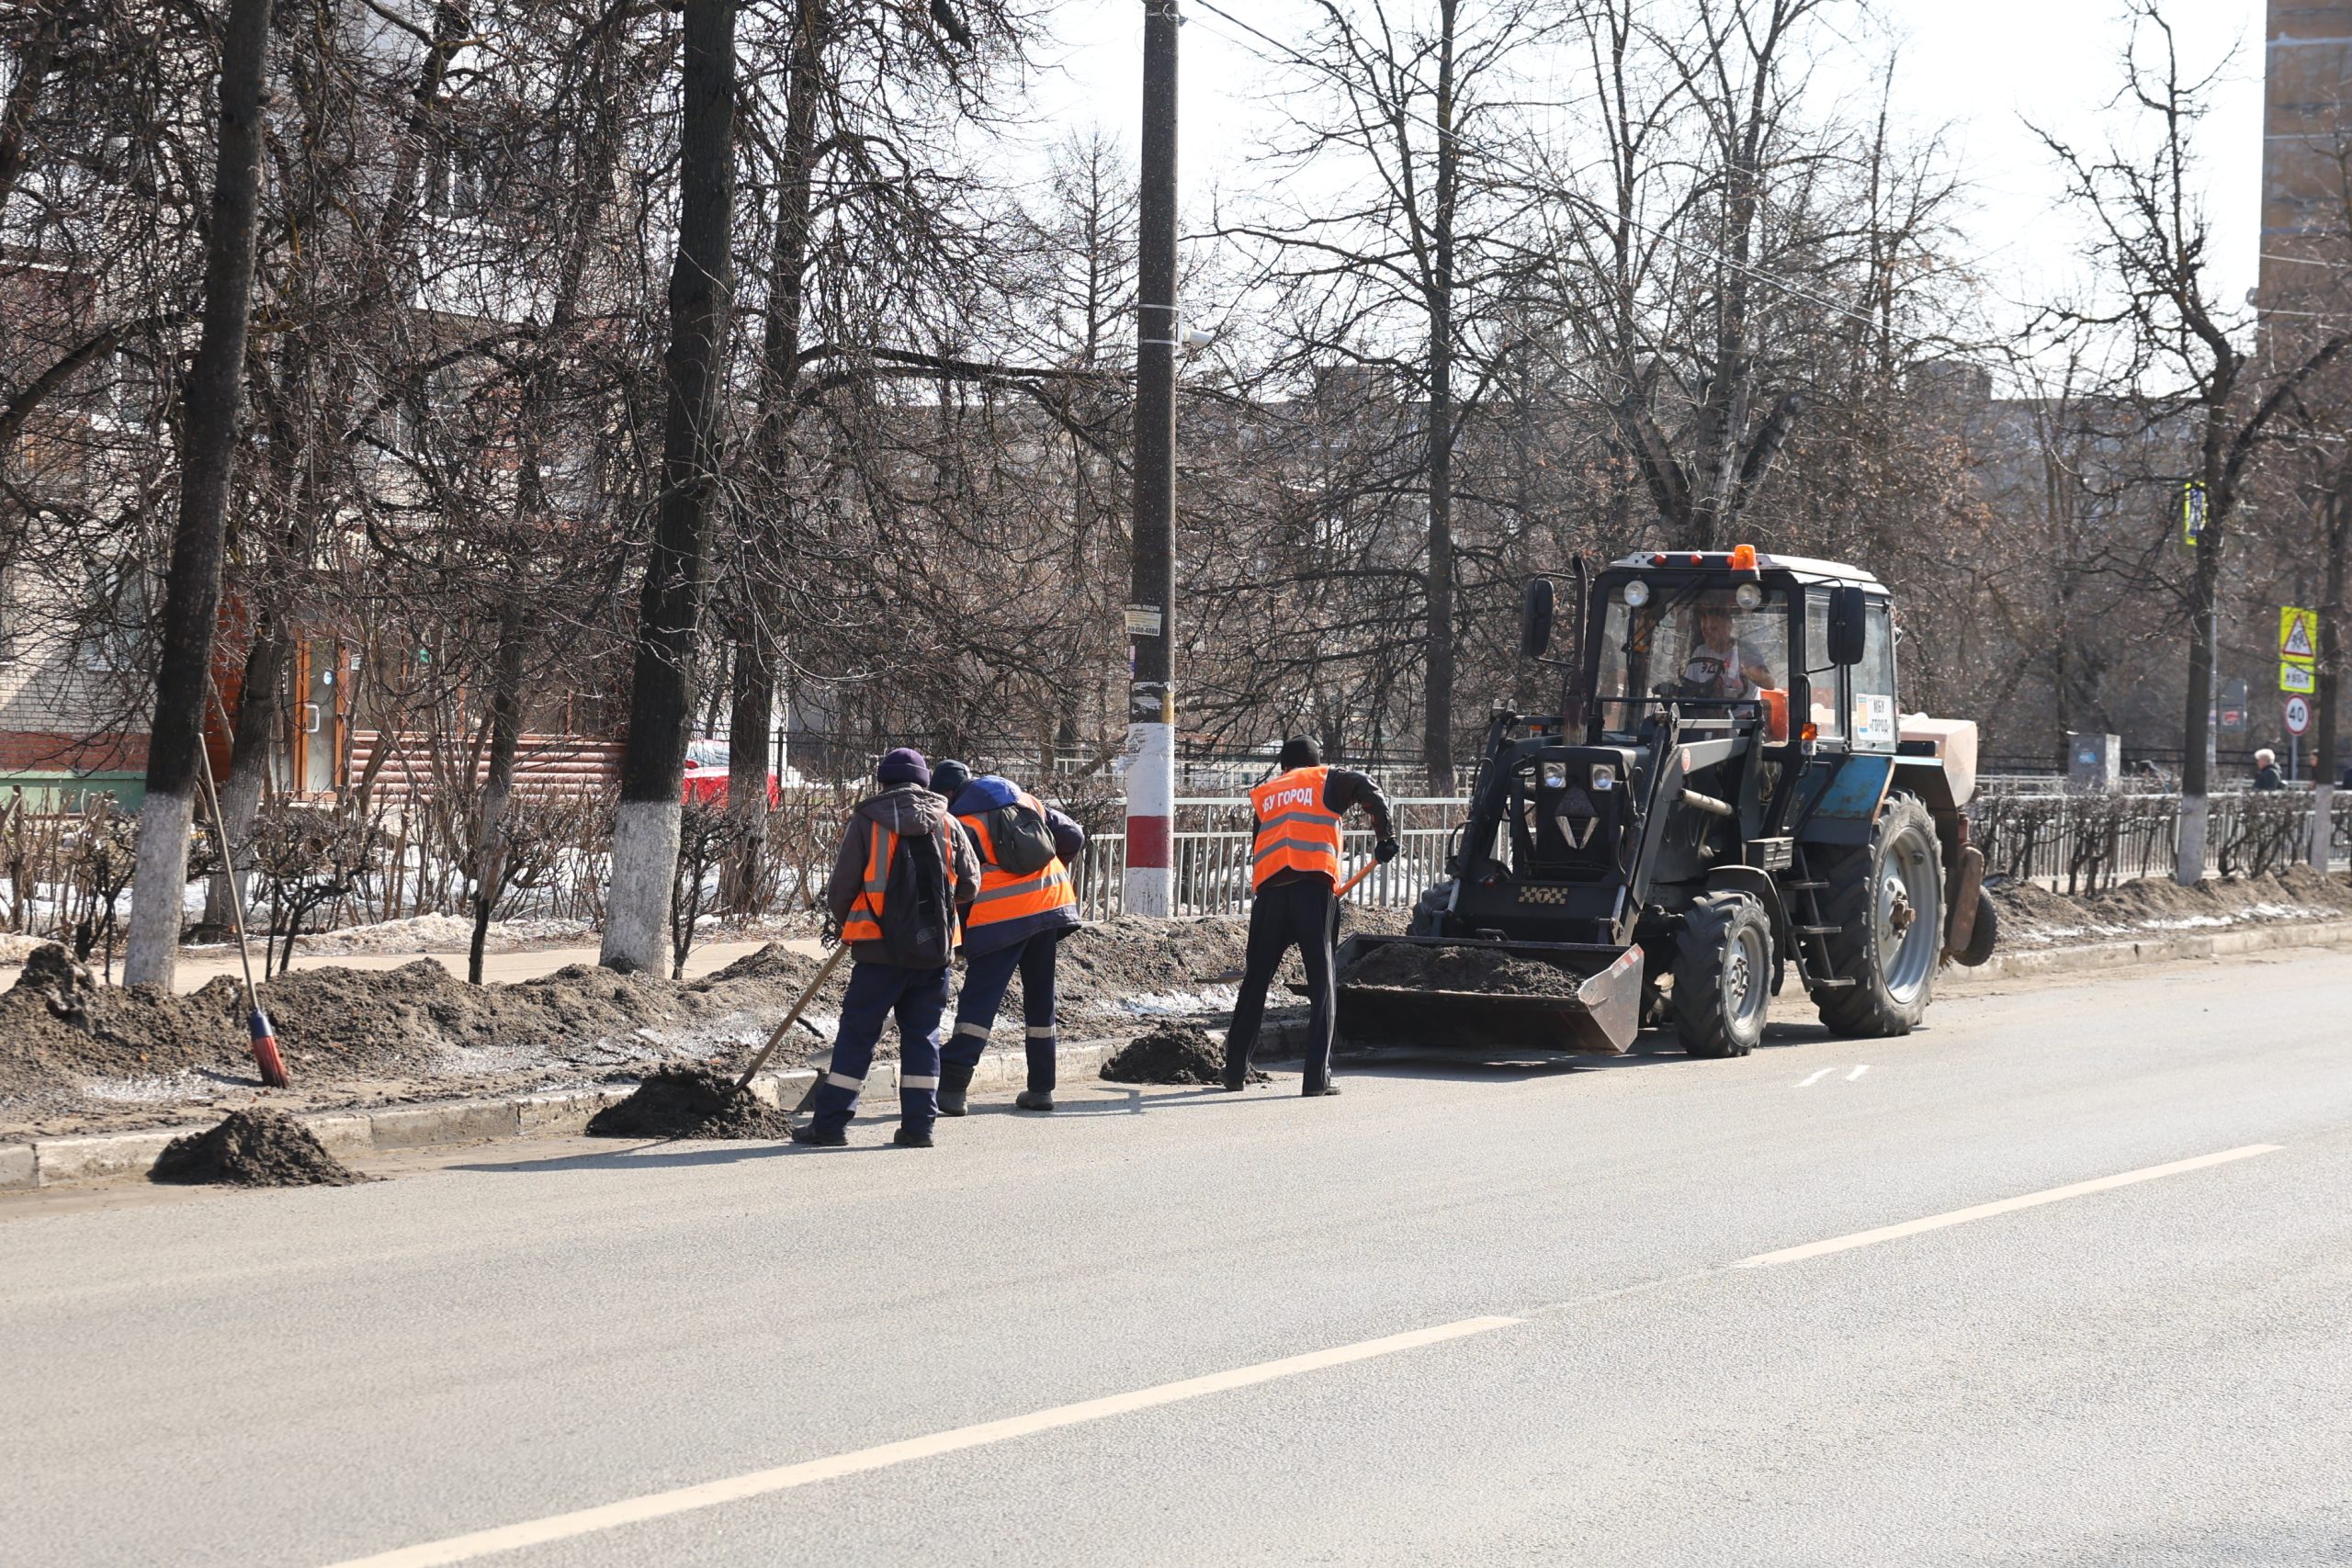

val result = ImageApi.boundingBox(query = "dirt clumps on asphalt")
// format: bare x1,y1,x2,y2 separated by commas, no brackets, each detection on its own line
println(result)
1102,1023,1261,1085
1340,942,1579,996
584,1064,799,1140
149,1109,372,1187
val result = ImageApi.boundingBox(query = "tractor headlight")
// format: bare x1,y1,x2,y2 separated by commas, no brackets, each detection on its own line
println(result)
1735,581,1763,610
1541,761,1568,790
1623,579,1651,607
1589,763,1616,791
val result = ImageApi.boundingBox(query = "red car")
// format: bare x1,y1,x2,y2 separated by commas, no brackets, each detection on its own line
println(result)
682,739,781,808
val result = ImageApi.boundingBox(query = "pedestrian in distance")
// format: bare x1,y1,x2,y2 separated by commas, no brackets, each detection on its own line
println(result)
928,760,1087,1115
798,748,979,1149
2253,748,2286,792
1222,737,1398,1098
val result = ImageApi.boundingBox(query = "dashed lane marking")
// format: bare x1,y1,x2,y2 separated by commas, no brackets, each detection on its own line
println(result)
1797,1067,1835,1088
317,1315,1523,1567
1732,1145,2283,1269
1846,1065,1870,1081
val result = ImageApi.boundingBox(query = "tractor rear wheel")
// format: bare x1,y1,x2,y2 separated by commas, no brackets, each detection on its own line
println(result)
1671,893,1772,1058
1814,791,1944,1037
1407,879,1453,938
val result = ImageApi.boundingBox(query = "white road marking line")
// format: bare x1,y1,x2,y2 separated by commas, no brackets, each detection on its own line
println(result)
1797,1067,1834,1088
1733,1144,2283,1269
318,1315,1522,1568
1846,1064,1870,1081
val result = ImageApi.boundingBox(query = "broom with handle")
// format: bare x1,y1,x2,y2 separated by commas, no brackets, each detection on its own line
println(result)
195,682,288,1089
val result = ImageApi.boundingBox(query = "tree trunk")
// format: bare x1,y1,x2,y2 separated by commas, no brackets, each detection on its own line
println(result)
123,0,275,987
721,0,823,912
1420,0,1458,796
601,0,738,973
469,603,526,984
2174,520,2222,885
2314,474,2346,873
204,619,288,929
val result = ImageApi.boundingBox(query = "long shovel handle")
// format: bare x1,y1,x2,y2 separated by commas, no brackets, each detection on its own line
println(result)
1337,858,1379,899
734,942,849,1093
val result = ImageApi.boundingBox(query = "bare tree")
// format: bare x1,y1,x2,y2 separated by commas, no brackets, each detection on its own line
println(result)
122,0,275,987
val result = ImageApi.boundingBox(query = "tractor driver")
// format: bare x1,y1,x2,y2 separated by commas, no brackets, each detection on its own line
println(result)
1677,592,1777,700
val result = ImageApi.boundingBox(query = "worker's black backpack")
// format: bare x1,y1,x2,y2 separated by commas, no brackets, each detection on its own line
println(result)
877,827,954,968
970,799,1058,878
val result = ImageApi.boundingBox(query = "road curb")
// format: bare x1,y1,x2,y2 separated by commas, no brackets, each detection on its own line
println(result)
2,1036,1124,1191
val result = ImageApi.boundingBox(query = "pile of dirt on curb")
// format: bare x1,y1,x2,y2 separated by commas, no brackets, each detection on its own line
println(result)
1987,866,2352,945
584,1065,799,1139
1102,1023,1258,1085
1339,942,1579,995
150,1109,371,1187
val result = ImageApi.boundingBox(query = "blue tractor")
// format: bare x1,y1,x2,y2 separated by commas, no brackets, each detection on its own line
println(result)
1340,547,1997,1058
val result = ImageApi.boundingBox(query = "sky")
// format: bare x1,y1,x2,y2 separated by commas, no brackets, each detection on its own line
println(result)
1016,1,2267,343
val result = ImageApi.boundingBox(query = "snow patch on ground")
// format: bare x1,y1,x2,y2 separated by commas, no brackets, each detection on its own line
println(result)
1122,985,1240,1016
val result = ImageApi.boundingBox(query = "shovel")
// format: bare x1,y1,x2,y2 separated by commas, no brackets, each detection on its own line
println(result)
732,941,849,1106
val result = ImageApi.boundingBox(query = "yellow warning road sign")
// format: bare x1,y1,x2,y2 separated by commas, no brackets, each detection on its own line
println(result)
2280,605,2318,662
2282,661,2317,694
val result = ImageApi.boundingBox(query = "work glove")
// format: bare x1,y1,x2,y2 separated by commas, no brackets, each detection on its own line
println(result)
1374,839,1400,864
819,919,842,950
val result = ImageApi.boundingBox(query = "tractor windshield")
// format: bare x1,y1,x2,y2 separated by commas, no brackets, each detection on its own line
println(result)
1596,579,1791,720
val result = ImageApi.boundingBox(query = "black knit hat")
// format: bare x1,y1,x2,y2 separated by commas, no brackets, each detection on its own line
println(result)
1277,736,1322,771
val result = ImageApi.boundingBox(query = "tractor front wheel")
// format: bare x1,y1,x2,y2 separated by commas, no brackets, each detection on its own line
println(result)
1671,892,1773,1058
1814,792,1944,1037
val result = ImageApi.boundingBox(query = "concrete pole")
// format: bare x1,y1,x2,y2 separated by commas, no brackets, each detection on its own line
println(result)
1123,0,1179,917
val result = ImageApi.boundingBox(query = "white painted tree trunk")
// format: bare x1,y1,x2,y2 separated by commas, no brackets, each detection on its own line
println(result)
600,798,681,973
2174,792,2210,886
122,790,196,987
2312,784,2335,874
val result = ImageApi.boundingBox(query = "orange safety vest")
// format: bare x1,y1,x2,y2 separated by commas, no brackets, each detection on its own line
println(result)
838,818,961,945
1249,765,1342,890
958,790,1076,931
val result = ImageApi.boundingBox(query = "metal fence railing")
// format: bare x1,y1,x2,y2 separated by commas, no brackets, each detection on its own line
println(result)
1066,785,2352,919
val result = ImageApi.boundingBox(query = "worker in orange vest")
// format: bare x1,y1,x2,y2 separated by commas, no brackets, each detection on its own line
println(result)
928,760,1088,1114
1223,737,1397,1097
800,748,980,1148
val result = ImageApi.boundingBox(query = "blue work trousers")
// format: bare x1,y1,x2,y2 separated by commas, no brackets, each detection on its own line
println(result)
944,930,1064,1091
808,960,947,1136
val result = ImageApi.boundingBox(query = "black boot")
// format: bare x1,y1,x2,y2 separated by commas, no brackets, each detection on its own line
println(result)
791,1122,848,1146
1015,1089,1055,1111
937,1063,975,1118
893,1123,934,1148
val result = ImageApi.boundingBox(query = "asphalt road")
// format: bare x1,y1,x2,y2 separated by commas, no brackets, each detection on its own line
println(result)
7,948,2351,1567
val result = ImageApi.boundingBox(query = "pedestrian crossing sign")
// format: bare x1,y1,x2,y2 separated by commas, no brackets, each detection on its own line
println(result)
2279,605,2318,662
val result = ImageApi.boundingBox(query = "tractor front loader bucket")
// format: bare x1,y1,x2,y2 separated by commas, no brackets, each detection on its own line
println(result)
1331,934,1645,1056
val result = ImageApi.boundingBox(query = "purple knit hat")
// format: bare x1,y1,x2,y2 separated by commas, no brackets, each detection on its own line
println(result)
876,747,931,787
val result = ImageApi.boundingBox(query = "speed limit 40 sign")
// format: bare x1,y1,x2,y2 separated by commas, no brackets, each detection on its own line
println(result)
2285,695,2312,737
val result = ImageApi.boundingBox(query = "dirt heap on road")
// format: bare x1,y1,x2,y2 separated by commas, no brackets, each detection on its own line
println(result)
150,1109,371,1187
1340,942,1580,996
1102,1023,1261,1085
584,1065,799,1140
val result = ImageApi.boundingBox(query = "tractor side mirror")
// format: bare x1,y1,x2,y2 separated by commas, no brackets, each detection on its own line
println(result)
1521,577,1555,660
1826,585,1867,666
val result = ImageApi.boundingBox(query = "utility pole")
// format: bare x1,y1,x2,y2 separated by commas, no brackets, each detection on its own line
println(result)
1124,0,1179,917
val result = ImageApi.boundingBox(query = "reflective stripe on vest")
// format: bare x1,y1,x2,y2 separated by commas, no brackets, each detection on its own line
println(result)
958,789,1076,931
839,822,897,944
1249,765,1341,889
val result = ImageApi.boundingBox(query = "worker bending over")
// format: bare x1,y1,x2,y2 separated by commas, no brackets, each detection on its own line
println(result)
928,760,1088,1115
1223,737,1397,1097
801,748,978,1148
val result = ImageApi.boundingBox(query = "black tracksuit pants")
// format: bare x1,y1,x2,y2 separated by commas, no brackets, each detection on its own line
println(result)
1223,874,1338,1094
